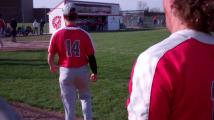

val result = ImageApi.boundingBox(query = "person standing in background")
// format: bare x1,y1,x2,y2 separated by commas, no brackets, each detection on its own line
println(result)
33,19,39,35
10,18,17,42
0,14,5,48
39,19,45,35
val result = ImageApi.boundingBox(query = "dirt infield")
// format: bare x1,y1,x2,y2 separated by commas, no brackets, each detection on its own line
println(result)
10,102,64,120
10,102,83,120
0,40,50,52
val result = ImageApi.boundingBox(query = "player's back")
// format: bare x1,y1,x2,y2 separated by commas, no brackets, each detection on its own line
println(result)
149,30,214,120
49,26,95,68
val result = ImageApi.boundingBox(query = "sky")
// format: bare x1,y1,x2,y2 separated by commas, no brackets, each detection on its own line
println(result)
33,0,163,11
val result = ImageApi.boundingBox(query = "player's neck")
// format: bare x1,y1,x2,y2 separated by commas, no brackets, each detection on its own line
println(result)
65,20,76,27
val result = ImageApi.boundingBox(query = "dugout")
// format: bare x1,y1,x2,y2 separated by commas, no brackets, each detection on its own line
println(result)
48,0,121,33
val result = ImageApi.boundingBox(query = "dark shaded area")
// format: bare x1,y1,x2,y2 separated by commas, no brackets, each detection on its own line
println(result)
0,59,47,66
10,102,64,120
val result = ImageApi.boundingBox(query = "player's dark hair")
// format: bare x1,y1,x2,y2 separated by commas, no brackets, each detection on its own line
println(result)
173,0,214,32
64,8,78,21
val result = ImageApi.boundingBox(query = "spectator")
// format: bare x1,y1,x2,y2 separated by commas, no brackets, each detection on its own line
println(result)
0,14,5,48
10,18,17,42
152,16,157,25
127,0,214,119
97,17,103,31
32,19,39,35
25,26,33,36
5,22,12,37
17,26,24,35
138,17,144,26
39,19,45,35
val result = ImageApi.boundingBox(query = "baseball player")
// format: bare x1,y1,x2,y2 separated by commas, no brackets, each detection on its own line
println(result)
0,14,5,48
127,0,214,120
48,3,98,120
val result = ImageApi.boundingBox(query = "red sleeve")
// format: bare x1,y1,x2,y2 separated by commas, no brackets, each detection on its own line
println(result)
48,33,58,54
149,56,175,120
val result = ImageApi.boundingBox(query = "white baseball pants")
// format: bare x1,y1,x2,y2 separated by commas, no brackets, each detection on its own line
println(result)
59,66,92,120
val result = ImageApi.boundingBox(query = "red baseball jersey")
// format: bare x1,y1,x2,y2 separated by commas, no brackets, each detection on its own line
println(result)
0,19,5,29
127,29,214,120
48,25,95,68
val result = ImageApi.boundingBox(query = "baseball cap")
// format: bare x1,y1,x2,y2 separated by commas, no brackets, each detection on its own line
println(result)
62,3,76,16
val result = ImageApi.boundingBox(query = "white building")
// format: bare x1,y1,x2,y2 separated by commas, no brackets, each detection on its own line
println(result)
48,0,121,33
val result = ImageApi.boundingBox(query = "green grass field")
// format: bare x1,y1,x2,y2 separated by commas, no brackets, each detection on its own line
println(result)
0,29,169,120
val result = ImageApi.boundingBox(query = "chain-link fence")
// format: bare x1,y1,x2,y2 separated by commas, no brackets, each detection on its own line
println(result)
121,10,165,29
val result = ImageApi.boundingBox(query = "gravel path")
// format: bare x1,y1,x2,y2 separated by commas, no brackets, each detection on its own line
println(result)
0,40,49,52
10,102,65,120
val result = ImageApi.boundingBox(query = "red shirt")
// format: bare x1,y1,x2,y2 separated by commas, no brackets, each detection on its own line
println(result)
0,19,5,29
127,29,214,120
48,25,95,68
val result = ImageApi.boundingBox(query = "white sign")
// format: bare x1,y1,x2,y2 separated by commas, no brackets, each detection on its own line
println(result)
107,16,120,30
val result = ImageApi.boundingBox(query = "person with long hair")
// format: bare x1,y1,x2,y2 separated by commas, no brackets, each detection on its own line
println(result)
127,0,214,119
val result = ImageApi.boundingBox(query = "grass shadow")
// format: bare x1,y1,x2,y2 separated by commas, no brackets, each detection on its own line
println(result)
0,59,47,66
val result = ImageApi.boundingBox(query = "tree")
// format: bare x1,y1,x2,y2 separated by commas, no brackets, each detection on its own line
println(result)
137,0,149,10
149,7,161,12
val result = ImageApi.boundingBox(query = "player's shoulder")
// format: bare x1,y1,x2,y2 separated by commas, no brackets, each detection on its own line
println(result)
136,29,214,71
62,26,90,35
50,28,65,40
137,31,186,65
52,28,64,36
76,28,92,40
74,28,90,37
78,28,90,34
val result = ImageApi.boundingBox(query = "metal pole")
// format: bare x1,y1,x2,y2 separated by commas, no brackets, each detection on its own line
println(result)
21,0,24,23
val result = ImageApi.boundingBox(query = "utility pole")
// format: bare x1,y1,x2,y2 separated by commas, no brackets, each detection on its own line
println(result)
21,0,25,23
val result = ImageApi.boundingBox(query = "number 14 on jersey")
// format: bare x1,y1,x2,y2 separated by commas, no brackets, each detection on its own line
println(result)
66,39,80,57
